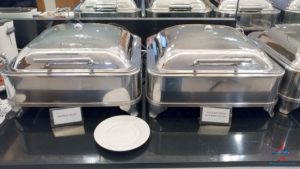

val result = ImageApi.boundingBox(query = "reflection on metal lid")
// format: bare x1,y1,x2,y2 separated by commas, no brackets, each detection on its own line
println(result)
148,24,279,74
28,23,126,49
148,0,210,12
79,0,138,12
13,23,139,72
250,24,300,70
270,0,300,10
217,0,275,11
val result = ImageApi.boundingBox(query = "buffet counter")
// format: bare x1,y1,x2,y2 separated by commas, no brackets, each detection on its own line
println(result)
0,104,299,169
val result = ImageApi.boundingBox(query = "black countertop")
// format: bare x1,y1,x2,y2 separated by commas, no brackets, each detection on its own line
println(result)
0,104,300,169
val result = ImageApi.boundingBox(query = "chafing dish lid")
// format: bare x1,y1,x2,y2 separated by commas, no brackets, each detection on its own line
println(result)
249,24,300,71
13,23,139,72
148,25,281,74
218,0,275,11
271,0,300,10
148,0,210,12
79,0,138,12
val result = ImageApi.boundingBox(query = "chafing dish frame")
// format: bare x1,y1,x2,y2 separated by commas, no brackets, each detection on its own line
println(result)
74,0,141,18
213,0,280,30
0,23,142,116
269,0,300,23
146,24,284,118
248,25,300,114
146,0,212,17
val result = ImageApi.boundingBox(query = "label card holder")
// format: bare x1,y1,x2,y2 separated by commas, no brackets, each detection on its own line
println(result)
200,107,232,126
50,107,84,128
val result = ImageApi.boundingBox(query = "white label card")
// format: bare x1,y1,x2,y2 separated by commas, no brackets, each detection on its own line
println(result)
201,107,231,124
51,107,83,126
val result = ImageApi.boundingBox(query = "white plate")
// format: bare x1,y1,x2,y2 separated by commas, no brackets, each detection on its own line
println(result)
94,115,150,152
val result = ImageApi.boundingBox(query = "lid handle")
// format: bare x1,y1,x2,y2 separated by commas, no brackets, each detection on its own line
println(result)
33,57,95,67
94,3,117,12
169,4,192,11
191,58,252,67
239,4,264,12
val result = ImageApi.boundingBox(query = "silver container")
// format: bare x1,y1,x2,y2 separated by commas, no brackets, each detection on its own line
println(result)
0,7,37,19
270,0,300,23
0,23,142,116
146,0,211,17
0,7,39,48
147,24,284,118
214,0,280,31
249,24,300,114
74,0,140,18
0,20,18,63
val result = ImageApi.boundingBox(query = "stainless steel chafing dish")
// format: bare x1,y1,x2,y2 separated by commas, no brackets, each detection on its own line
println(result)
74,0,140,18
270,0,300,23
147,24,284,118
214,0,280,30
146,0,211,17
0,23,141,116
249,24,300,114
